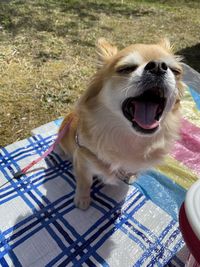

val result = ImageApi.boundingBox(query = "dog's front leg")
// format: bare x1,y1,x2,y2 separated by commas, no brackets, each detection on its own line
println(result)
73,149,93,210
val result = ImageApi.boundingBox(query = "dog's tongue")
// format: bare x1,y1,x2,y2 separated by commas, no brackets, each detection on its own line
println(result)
132,101,159,129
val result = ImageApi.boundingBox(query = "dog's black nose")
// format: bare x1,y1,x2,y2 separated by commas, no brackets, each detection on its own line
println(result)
145,61,168,74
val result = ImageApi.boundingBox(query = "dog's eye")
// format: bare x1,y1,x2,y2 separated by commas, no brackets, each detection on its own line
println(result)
170,68,182,76
116,65,138,74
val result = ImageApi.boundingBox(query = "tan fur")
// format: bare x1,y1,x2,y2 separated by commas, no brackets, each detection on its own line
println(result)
59,38,185,210
96,38,118,67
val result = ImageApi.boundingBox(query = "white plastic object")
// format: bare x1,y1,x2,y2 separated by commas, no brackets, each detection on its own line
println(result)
185,179,200,240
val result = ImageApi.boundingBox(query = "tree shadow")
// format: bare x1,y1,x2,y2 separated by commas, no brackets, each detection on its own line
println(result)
178,43,200,72
0,0,155,40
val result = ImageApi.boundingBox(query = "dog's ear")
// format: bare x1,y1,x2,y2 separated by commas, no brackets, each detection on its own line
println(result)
96,38,118,67
158,38,172,52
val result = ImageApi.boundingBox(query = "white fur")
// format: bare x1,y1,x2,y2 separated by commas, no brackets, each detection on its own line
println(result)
116,52,143,67
99,57,178,136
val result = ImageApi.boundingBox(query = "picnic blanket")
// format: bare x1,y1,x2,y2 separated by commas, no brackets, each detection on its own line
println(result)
0,64,199,267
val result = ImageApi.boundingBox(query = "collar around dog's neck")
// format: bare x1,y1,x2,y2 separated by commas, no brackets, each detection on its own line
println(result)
75,131,109,166
75,129,95,152
75,129,133,182
75,131,85,149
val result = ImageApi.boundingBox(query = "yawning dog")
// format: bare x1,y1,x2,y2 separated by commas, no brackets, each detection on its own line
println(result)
59,38,185,210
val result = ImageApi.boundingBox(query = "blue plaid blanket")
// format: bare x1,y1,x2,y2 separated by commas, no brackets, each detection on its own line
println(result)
0,128,187,267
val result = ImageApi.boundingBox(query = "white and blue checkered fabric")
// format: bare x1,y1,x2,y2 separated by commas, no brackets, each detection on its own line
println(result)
0,132,185,267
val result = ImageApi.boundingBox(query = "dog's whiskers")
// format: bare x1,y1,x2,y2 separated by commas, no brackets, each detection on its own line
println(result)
121,84,133,98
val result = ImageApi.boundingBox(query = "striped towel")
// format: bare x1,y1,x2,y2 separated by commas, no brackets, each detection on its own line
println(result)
0,64,199,266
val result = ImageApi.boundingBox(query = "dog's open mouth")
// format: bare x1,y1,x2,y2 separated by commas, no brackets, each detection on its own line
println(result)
122,88,166,134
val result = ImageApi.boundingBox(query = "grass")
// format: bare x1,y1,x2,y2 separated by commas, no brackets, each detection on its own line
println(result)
0,0,200,146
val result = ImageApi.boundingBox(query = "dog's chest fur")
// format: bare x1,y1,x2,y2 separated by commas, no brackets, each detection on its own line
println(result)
79,112,168,174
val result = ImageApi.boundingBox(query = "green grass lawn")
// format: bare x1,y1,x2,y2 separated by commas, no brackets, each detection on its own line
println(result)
0,0,200,146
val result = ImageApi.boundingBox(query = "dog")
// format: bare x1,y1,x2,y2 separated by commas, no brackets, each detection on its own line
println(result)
59,38,185,210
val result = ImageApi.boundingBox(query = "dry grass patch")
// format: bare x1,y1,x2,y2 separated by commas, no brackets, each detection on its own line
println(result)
0,0,200,146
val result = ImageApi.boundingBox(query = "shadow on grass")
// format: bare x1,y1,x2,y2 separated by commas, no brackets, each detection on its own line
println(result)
178,43,200,72
0,0,155,39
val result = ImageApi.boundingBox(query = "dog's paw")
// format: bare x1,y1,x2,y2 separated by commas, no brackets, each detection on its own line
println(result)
74,195,91,210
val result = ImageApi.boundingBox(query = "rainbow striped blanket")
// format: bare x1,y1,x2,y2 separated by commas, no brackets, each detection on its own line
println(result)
0,64,199,266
